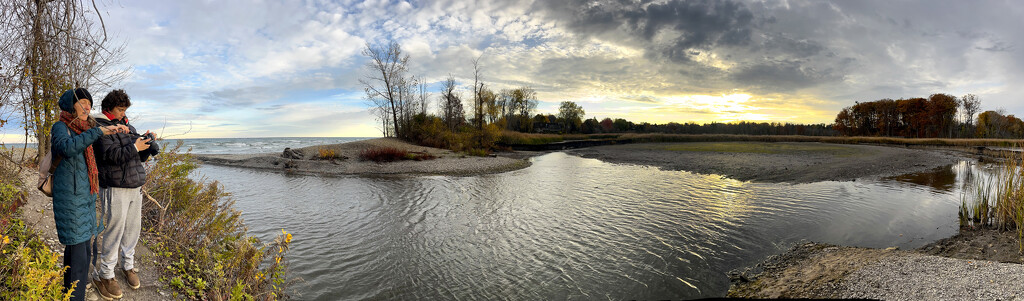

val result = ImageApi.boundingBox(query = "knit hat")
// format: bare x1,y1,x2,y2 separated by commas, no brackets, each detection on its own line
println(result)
58,88,93,112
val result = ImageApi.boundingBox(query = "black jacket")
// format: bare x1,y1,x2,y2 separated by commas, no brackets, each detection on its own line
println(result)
93,114,154,188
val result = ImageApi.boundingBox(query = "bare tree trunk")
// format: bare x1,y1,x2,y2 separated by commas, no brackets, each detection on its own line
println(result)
2,0,128,162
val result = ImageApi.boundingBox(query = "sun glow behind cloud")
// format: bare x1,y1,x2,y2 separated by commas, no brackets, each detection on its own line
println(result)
574,93,837,125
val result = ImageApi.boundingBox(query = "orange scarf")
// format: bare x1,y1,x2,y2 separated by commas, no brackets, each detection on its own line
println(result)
59,111,99,194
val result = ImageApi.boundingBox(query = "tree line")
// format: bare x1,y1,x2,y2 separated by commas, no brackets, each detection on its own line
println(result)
832,93,1024,139
361,41,847,150
362,42,549,151
363,42,1021,147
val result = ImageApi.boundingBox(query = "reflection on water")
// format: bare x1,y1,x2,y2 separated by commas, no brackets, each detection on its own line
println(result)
886,165,959,192
196,153,983,300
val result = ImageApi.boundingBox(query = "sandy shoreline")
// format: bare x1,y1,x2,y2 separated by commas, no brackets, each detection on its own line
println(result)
566,142,964,183
193,138,532,176
728,238,1024,300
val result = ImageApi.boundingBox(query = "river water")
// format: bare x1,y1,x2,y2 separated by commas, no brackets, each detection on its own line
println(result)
196,152,982,300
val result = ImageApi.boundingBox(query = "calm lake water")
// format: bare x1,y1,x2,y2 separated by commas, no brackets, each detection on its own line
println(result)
196,152,984,300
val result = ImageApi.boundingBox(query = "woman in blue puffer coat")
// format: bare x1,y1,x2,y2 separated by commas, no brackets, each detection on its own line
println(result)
51,88,127,301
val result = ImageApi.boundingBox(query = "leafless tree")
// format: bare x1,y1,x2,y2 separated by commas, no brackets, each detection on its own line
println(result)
960,93,981,137
417,81,429,116
439,75,464,131
470,55,484,132
360,41,409,138
0,0,129,161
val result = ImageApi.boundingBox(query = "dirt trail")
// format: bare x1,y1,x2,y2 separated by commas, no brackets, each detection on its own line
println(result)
10,150,169,300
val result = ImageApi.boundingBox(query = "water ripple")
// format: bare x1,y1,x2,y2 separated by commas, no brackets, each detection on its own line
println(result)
199,154,979,300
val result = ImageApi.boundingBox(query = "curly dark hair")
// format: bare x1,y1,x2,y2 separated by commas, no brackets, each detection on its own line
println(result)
101,89,132,113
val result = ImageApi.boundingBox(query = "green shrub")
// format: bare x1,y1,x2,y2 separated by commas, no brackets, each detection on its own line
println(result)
143,142,292,300
1,218,72,301
0,161,70,301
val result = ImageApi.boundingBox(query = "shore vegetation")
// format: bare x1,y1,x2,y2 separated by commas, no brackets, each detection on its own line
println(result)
0,152,71,301
143,142,292,300
497,132,1024,147
959,146,1024,251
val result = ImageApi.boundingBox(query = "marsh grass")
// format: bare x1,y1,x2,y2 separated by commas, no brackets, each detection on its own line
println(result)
648,142,863,156
359,147,409,162
497,132,1024,147
959,146,1024,251
497,131,564,145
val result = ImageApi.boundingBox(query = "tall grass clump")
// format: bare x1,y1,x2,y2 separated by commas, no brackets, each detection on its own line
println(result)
359,147,408,162
143,142,292,300
959,147,1024,251
497,131,564,145
0,155,71,300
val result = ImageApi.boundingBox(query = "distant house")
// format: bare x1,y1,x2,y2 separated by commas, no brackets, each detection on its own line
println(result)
533,122,563,134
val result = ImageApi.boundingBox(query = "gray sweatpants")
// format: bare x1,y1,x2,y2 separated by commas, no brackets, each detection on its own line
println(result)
97,186,142,279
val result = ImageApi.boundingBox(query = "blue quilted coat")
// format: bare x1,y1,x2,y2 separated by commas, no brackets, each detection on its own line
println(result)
51,89,104,245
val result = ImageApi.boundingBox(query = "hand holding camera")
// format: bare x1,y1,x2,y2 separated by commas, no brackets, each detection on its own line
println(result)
131,131,158,154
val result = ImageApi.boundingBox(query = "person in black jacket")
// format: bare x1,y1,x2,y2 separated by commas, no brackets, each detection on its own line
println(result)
91,89,157,299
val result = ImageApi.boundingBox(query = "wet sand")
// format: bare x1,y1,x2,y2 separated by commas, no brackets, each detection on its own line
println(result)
194,138,531,176
567,142,963,183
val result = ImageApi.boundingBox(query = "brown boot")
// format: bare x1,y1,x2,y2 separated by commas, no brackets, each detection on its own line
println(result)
93,276,123,300
122,268,140,289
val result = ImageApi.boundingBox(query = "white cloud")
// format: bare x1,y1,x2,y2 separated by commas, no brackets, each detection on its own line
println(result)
59,0,1024,140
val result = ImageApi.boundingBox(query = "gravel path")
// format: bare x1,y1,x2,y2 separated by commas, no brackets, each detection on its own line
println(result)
841,253,1024,300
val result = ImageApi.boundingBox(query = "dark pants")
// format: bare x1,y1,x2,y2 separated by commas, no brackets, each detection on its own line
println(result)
63,241,90,301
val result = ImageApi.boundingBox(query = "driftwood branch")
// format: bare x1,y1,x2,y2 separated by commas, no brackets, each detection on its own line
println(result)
142,189,165,210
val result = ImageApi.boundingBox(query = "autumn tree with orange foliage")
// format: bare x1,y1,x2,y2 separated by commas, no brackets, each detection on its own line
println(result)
834,93,963,138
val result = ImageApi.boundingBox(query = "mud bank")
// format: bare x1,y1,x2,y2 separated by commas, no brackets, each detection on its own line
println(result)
566,142,963,183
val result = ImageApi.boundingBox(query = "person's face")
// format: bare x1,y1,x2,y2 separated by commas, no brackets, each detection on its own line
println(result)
109,106,128,120
74,99,91,121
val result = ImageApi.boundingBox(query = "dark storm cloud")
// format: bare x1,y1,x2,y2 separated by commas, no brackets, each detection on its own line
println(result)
532,0,852,94
729,59,843,91
541,0,757,62
761,33,826,58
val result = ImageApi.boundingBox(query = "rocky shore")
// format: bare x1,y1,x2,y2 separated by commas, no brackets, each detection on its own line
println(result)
194,138,531,176
728,239,1024,300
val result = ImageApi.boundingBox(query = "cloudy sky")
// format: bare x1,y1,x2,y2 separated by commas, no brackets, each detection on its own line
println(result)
7,0,1021,141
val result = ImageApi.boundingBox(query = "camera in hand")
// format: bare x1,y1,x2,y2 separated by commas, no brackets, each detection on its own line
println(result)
130,132,156,144
129,132,160,156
